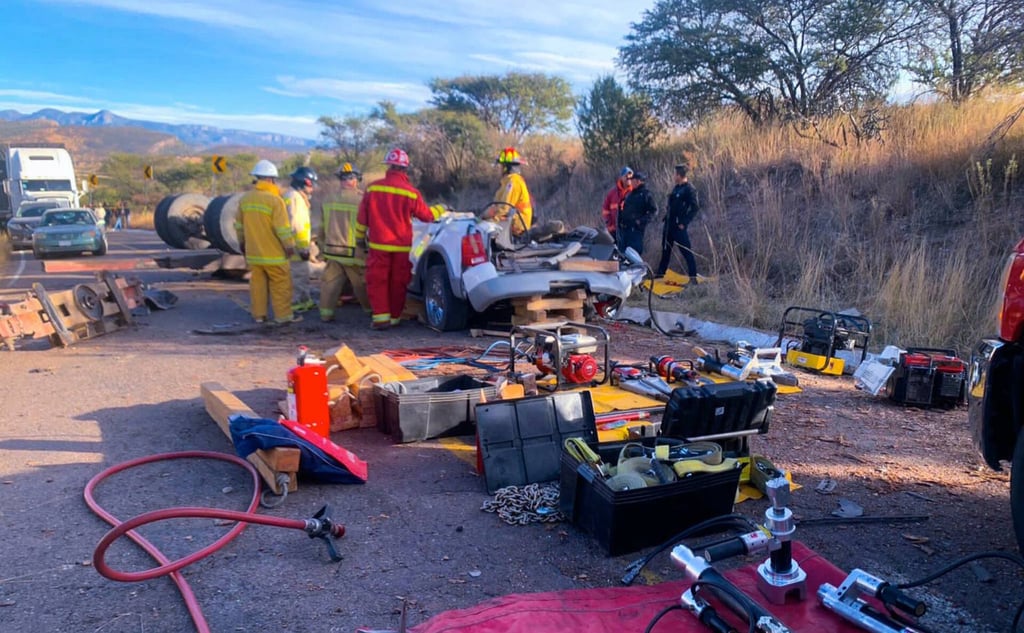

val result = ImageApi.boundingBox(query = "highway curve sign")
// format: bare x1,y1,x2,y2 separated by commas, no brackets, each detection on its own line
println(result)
88,174,99,187
143,165,154,180
212,155,227,173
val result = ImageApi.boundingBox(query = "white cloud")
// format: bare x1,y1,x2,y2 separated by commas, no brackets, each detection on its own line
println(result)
267,76,433,111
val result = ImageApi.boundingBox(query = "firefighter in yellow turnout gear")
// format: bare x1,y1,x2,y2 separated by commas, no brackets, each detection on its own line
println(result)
483,147,532,236
283,166,318,313
234,160,297,324
319,163,370,322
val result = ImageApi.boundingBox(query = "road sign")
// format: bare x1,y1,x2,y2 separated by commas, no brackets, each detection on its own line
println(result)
88,174,99,187
143,165,154,180
212,156,227,173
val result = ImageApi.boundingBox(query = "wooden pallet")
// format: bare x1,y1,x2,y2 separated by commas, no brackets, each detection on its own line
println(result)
510,289,586,326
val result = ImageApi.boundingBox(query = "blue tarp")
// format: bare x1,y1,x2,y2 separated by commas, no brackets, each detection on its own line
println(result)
228,414,365,485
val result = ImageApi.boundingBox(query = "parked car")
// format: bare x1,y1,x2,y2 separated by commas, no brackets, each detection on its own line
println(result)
968,236,1024,553
32,208,107,259
407,209,646,331
5,199,70,249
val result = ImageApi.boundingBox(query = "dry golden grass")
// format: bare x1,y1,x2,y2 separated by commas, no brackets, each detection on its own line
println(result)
513,97,1024,353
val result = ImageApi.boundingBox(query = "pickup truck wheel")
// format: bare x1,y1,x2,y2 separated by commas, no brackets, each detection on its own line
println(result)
1012,429,1024,553
424,264,469,332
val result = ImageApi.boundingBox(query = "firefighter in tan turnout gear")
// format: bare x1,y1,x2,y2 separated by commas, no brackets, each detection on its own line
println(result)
234,159,297,324
283,166,318,313
318,163,370,322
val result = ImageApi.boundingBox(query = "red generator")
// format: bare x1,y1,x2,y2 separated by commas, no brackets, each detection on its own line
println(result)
287,346,331,438
888,347,967,408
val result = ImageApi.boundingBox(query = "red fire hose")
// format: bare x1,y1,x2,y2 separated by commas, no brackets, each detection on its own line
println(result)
84,450,344,633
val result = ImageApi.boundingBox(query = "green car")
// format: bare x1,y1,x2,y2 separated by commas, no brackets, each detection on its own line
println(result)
32,209,108,259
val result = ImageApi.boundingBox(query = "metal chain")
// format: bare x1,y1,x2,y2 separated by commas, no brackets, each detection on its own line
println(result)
481,482,564,526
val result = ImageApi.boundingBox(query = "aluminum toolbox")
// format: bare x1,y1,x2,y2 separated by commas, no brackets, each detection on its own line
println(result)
375,375,498,443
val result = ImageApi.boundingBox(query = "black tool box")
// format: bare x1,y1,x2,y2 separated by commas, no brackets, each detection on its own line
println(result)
476,391,597,494
888,347,967,408
660,379,777,454
559,437,743,556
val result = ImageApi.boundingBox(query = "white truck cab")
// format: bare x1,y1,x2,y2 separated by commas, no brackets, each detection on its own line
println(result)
0,144,80,227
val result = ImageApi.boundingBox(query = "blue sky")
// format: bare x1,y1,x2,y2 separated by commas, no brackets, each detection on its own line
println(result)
0,0,655,140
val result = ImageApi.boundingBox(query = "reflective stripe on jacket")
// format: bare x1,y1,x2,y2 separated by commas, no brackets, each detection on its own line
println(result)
234,181,294,265
283,188,312,249
320,187,364,264
355,169,439,252
493,172,532,235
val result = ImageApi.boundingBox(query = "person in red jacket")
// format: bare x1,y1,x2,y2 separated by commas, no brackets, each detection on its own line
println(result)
355,148,442,329
601,166,633,239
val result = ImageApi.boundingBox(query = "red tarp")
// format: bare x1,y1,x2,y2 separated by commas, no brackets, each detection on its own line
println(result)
410,542,873,633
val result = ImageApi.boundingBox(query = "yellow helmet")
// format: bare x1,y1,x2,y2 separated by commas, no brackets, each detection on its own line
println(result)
335,162,361,178
496,147,525,165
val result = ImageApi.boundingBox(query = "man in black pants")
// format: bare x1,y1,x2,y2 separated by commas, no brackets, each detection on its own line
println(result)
616,171,657,256
657,164,701,281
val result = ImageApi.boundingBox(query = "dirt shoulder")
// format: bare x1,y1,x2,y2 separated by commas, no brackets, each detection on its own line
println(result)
0,278,1020,633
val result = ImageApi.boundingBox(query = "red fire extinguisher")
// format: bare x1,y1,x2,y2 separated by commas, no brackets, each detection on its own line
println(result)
286,346,330,438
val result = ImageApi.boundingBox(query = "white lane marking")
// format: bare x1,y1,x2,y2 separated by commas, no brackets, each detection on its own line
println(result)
3,251,27,288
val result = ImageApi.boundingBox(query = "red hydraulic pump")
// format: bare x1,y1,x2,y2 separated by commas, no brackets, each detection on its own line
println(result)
287,346,330,438
536,350,599,384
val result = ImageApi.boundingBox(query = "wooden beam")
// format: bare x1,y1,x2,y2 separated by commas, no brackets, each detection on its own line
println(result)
558,259,620,273
200,381,300,495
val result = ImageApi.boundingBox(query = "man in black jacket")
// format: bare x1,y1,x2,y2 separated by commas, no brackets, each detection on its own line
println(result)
616,171,657,256
657,164,700,280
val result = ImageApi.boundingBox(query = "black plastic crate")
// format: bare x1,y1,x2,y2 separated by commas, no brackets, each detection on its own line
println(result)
375,375,498,443
477,391,597,494
660,380,776,454
559,438,742,556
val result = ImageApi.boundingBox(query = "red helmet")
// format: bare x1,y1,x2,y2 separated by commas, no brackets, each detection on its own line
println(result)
383,148,410,168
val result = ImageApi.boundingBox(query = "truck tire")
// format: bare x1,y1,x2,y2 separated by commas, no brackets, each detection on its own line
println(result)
203,193,244,254
424,264,469,332
1013,429,1024,554
154,193,211,250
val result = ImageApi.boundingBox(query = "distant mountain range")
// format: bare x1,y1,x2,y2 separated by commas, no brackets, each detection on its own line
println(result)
0,108,316,150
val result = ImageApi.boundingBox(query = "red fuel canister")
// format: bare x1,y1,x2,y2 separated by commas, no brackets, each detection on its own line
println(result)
286,346,330,438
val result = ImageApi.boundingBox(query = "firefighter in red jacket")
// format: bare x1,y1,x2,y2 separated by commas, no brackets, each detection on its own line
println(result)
355,148,442,330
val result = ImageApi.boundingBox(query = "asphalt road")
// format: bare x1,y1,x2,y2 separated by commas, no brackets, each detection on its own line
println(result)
0,228,191,301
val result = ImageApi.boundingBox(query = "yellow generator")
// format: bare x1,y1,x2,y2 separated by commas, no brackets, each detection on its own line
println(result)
775,307,871,375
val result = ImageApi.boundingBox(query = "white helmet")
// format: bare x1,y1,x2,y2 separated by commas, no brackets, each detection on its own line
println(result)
250,159,279,178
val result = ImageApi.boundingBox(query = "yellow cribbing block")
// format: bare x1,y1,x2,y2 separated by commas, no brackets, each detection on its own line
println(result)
363,353,417,383
327,344,370,386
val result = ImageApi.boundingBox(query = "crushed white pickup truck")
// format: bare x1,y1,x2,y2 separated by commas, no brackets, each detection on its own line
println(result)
407,212,647,331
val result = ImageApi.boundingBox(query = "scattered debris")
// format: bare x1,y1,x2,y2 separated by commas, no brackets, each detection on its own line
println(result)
970,561,994,584
831,498,864,518
905,490,935,502
815,478,838,494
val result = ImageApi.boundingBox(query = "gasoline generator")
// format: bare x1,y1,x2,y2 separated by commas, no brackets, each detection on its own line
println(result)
775,306,872,375
888,347,967,408
510,321,610,392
